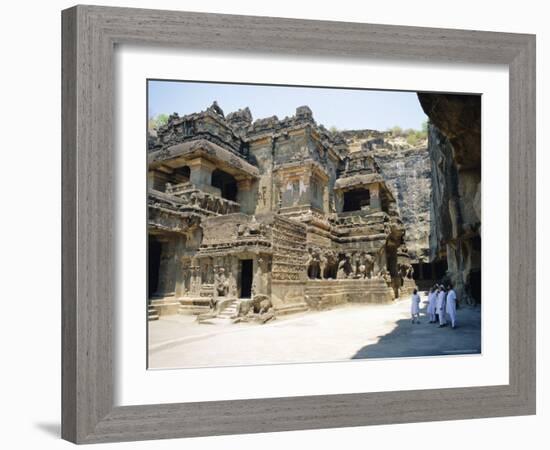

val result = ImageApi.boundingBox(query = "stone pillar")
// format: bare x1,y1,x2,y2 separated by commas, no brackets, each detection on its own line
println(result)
189,259,200,295
180,260,190,296
236,178,253,214
370,184,381,210
322,184,329,213
228,257,238,297
173,236,187,297
187,158,215,189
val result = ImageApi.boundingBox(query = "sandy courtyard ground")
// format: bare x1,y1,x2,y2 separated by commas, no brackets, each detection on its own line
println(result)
148,293,481,369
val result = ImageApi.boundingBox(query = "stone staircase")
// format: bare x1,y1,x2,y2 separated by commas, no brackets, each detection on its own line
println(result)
147,304,159,321
196,298,241,325
216,299,239,319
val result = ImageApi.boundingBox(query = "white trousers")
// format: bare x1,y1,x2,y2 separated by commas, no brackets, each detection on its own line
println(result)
447,308,456,327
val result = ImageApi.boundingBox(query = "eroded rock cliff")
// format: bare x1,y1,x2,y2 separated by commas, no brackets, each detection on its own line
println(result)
338,130,431,263
418,93,482,304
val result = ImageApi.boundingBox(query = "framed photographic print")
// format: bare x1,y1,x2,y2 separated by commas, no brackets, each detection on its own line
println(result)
62,5,536,444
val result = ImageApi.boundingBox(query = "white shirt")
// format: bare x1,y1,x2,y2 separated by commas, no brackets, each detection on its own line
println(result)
411,293,421,314
427,292,436,313
436,290,446,312
446,289,457,312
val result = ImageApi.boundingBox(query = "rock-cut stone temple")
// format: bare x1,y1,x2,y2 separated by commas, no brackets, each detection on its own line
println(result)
147,103,419,321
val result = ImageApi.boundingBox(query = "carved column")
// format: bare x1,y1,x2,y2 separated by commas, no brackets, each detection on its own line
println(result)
180,260,190,296
370,183,381,210
173,236,187,297
187,157,215,189
228,257,238,297
236,178,254,214
189,259,200,295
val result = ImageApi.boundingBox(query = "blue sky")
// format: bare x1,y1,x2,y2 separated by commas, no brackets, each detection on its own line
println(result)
148,80,428,131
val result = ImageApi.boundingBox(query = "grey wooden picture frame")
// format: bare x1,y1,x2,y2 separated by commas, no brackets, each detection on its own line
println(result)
61,4,536,444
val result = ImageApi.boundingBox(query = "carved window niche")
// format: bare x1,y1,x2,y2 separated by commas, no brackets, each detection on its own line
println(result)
342,188,371,212
212,168,238,201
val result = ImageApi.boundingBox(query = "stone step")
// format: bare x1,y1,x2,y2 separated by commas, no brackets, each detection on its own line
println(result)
178,297,211,315
147,305,160,321
274,303,309,316
178,306,211,315
199,317,235,325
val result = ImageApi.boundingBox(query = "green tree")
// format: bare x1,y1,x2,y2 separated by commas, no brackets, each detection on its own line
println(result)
421,120,428,133
388,125,403,136
148,113,169,132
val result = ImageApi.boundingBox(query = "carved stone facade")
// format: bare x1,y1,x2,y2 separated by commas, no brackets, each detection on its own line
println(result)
148,103,417,319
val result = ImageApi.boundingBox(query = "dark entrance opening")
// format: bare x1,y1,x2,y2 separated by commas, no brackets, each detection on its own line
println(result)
173,165,190,182
212,169,238,201
469,270,482,304
148,236,162,298
412,262,433,280
432,259,448,281
240,259,253,298
342,188,370,212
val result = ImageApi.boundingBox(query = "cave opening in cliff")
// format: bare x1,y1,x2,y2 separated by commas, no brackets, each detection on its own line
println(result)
343,188,370,212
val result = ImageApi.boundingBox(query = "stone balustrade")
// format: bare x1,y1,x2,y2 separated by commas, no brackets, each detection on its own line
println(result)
164,182,241,215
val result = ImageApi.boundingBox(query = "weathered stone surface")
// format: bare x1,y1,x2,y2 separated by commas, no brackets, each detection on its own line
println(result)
371,145,431,263
418,94,481,170
418,93,481,304
335,130,431,263
148,104,418,322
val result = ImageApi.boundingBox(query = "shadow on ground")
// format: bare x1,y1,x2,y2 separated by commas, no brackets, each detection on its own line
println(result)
352,303,481,359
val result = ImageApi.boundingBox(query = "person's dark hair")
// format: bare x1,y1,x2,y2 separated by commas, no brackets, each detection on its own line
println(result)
447,283,453,289
413,288,418,294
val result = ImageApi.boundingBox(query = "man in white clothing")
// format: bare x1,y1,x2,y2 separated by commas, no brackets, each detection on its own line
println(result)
445,284,458,328
410,288,421,324
427,286,437,323
436,285,447,327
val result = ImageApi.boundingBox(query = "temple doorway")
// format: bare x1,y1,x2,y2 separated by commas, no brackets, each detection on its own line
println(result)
148,236,162,298
240,259,253,298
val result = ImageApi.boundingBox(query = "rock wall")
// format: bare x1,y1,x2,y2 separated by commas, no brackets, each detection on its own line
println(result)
337,130,431,263
371,145,431,263
418,94,482,305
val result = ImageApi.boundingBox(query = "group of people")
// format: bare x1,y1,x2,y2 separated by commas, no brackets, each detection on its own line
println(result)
410,284,458,328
